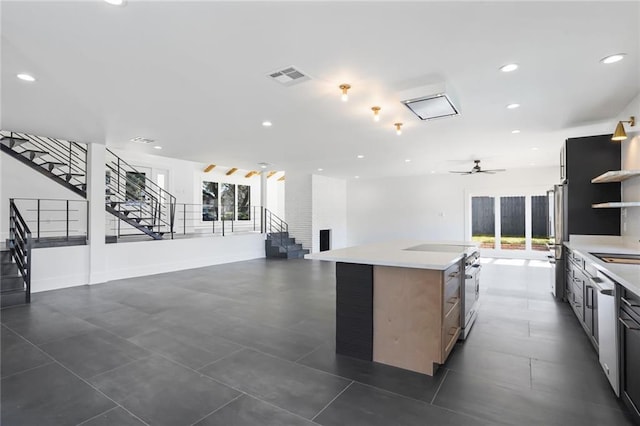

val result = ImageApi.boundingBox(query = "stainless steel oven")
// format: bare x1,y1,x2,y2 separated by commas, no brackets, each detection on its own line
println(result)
459,251,480,340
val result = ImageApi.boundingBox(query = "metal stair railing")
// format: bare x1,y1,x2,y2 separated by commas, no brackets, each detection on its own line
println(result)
9,199,33,304
0,130,87,195
105,148,176,239
264,208,289,249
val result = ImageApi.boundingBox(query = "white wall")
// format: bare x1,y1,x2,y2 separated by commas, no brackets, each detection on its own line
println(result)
0,154,85,240
285,171,312,249
619,93,640,238
29,233,265,292
311,174,347,253
346,167,558,248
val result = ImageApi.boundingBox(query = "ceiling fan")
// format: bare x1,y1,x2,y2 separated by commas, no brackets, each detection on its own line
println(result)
449,160,506,175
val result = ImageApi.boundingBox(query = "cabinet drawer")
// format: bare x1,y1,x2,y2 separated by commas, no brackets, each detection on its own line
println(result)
621,288,640,321
442,300,461,363
444,262,461,282
444,277,460,310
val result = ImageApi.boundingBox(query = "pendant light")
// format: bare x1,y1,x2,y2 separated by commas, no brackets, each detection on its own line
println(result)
371,106,381,122
339,84,351,102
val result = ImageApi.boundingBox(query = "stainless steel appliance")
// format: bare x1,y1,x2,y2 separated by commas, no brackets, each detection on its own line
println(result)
459,250,480,340
552,184,565,300
591,271,619,396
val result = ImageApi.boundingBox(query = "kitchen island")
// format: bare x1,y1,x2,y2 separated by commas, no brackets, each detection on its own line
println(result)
306,240,478,376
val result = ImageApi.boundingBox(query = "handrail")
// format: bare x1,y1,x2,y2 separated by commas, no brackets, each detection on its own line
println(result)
1,131,87,189
264,208,288,248
11,198,88,242
105,148,176,238
9,199,32,304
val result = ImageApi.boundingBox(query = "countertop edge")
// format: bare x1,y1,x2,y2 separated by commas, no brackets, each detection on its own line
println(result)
304,254,464,271
564,241,640,297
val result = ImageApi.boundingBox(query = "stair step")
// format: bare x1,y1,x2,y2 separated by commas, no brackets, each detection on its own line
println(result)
20,149,48,160
0,250,11,263
41,161,66,172
1,261,19,276
0,135,29,148
1,275,24,292
1,289,27,308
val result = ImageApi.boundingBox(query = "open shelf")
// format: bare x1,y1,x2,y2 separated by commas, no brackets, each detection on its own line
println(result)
592,202,640,208
591,170,640,183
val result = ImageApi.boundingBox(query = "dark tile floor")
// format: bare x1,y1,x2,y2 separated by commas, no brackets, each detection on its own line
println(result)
1,257,635,425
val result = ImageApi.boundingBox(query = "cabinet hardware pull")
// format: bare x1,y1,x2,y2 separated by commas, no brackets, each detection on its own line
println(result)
621,297,640,308
618,317,640,331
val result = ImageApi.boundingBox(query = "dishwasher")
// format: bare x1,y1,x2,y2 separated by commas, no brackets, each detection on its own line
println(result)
590,271,619,396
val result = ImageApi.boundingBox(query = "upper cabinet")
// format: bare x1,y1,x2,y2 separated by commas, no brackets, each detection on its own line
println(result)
563,134,621,236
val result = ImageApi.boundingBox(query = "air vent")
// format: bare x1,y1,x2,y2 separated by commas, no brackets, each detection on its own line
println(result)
267,66,310,86
399,82,460,121
130,137,155,144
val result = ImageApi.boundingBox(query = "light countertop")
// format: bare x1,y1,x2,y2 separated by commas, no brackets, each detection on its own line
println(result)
304,240,478,270
564,235,640,297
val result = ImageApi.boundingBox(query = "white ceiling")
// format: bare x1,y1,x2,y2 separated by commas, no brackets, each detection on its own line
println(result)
2,1,639,179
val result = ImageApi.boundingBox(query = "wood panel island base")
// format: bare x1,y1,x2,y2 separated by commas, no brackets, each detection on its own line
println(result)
336,262,462,376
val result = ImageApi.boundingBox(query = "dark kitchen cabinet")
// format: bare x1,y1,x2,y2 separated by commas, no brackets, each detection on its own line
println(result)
562,134,621,239
565,248,599,349
619,286,640,423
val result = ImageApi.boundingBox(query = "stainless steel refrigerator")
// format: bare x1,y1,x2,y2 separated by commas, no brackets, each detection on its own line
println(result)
550,184,564,299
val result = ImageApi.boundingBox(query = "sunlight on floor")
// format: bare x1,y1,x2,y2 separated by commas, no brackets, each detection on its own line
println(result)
493,259,527,266
528,260,552,268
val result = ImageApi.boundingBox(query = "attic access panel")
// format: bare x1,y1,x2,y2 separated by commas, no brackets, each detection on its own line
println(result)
402,94,459,121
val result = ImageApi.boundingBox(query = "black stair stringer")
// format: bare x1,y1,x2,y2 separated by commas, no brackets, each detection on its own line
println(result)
0,142,87,198
105,205,163,240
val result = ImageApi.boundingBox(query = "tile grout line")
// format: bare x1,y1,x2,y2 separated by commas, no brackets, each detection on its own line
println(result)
311,380,354,422
135,349,319,424
195,347,247,372
429,368,449,404
51,360,151,426
188,393,244,426
0,360,57,381
75,406,123,426
293,342,326,363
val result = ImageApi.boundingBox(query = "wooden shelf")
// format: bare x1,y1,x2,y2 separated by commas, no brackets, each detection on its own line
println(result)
591,170,640,183
592,202,640,208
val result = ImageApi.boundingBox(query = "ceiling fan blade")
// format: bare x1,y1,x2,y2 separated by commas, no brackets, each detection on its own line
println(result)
448,171,472,174
481,168,506,172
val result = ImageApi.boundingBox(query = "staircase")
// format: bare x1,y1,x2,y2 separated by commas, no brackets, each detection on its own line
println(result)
0,131,176,240
105,148,176,240
264,209,309,259
0,131,87,198
1,201,32,308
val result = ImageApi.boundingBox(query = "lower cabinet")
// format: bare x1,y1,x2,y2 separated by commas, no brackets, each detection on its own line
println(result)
565,248,598,348
619,286,640,423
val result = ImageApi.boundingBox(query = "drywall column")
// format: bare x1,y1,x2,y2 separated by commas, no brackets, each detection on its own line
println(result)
261,170,267,223
87,143,107,284
284,171,312,250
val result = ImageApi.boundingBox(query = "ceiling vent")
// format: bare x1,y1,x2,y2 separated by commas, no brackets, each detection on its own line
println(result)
129,136,155,144
399,82,460,121
268,66,310,86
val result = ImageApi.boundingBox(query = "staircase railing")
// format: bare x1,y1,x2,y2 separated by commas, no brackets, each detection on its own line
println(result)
0,130,87,194
105,148,176,238
264,208,288,248
11,198,88,245
9,199,32,303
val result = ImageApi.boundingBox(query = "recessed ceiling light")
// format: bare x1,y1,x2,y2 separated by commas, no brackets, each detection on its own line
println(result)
405,159,411,163
317,168,323,172
430,170,436,174
354,176,360,179
258,162,270,169
600,54,626,64
499,63,519,72
262,121,272,127
357,155,364,159
17,73,35,82
511,130,521,134
506,103,520,109
153,146,162,150
104,0,126,5
531,147,539,151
